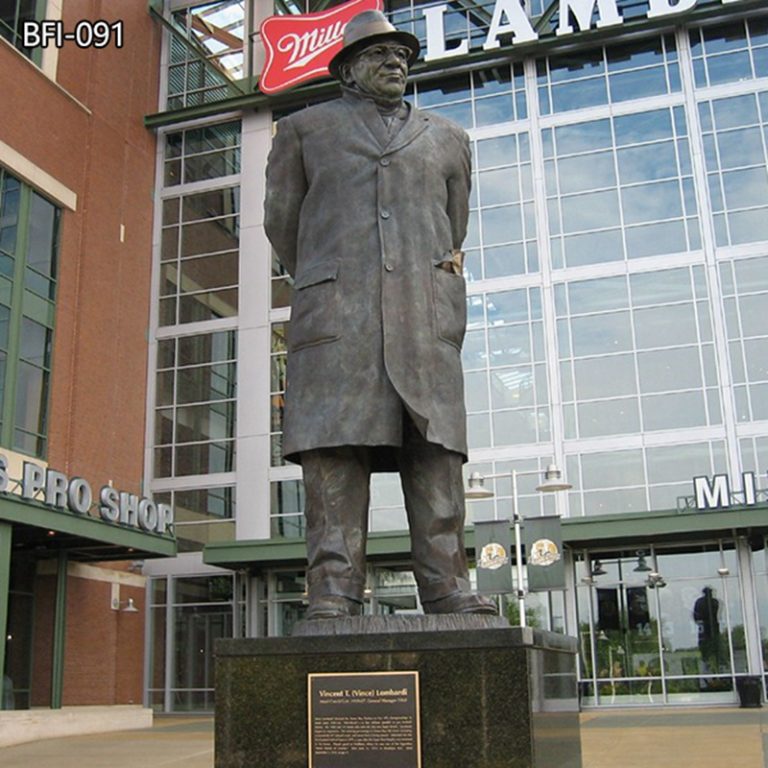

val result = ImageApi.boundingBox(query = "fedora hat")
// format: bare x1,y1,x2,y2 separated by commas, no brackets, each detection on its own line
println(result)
328,10,420,81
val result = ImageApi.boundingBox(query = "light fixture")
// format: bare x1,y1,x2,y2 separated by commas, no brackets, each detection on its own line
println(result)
634,553,652,572
464,465,571,628
111,597,139,613
591,560,606,576
465,471,494,499
110,583,139,612
536,464,573,493
646,572,666,589
717,567,730,576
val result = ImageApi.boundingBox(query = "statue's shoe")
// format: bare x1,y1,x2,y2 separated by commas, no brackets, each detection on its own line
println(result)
422,593,497,615
306,595,363,620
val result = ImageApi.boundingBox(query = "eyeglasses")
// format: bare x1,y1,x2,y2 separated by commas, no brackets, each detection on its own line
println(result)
358,45,411,63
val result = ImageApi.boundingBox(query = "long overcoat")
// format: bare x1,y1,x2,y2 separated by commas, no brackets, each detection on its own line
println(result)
264,90,471,468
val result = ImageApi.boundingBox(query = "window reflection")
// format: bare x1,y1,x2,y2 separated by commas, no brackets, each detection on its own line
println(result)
691,18,768,87
154,331,237,479
415,64,526,129
464,288,549,448
556,268,719,439
719,256,768,422
546,107,699,267
577,544,745,705
538,35,679,116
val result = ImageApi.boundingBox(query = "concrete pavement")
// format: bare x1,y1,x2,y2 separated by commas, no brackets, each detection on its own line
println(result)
0,708,767,767
0,716,213,768
580,707,768,768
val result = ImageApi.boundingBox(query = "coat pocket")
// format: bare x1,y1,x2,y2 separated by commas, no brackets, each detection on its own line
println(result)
288,261,341,352
432,255,467,351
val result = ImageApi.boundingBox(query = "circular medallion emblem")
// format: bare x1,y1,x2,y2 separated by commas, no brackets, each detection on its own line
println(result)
478,542,509,570
529,538,561,567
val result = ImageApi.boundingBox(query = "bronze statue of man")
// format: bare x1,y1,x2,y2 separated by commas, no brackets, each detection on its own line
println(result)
264,10,495,619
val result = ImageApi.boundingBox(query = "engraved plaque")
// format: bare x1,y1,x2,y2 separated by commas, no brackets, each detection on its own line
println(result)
308,671,421,768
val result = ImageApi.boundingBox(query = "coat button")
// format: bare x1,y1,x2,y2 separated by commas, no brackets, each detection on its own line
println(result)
380,158,390,166
380,209,390,219
385,263,394,272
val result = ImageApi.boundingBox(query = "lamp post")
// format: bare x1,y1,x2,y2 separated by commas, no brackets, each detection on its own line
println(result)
466,464,572,627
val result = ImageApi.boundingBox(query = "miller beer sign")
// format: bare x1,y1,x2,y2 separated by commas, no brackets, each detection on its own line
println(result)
259,0,383,94
259,0,745,94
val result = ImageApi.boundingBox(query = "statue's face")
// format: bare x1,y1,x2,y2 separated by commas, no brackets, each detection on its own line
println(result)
343,41,410,100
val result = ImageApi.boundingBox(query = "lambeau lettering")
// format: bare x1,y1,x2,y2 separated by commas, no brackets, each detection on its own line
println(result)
423,0,746,62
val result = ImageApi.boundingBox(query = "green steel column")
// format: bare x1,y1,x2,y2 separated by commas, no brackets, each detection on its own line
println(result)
0,522,11,708
51,550,68,709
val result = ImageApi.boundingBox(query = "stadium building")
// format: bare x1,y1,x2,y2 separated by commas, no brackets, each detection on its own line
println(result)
5,0,768,720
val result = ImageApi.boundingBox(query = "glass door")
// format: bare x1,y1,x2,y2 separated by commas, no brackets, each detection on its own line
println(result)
578,553,664,706
577,541,746,706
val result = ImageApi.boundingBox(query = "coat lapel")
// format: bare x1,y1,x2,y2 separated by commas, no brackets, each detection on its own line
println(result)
342,92,430,154
385,106,430,155
342,92,391,149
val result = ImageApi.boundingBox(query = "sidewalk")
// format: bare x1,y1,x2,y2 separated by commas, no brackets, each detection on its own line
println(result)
0,716,213,768
580,707,768,768
0,708,766,767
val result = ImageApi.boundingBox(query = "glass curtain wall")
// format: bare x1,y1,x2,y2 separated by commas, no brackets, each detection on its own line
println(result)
151,120,241,551
576,542,747,706
147,573,243,712
265,19,768,533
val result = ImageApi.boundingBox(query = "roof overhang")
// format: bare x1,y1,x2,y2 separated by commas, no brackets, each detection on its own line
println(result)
1,493,176,561
204,504,768,571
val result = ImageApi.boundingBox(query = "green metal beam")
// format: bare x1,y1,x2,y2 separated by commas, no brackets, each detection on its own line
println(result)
204,528,482,570
562,504,768,547
50,550,67,709
0,522,11,708
204,505,768,570
0,494,176,558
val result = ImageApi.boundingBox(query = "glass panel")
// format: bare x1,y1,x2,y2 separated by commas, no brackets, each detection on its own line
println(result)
175,575,233,603
574,355,636,399
25,193,58,279
175,486,235,522
176,363,236,404
175,439,235,475
14,361,47,436
571,312,633,356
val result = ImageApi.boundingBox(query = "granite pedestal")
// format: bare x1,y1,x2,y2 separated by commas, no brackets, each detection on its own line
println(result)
215,616,582,768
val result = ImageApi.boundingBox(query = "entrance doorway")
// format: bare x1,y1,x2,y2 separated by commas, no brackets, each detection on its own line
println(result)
576,541,748,706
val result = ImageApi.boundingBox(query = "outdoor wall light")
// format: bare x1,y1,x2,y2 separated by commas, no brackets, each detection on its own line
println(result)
717,567,730,576
111,597,139,613
110,583,139,612
634,553,652,572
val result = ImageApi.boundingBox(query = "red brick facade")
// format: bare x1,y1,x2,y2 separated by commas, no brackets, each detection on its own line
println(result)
1,0,162,707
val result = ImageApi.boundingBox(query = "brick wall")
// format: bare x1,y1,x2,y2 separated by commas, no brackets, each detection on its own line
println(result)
2,0,163,709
